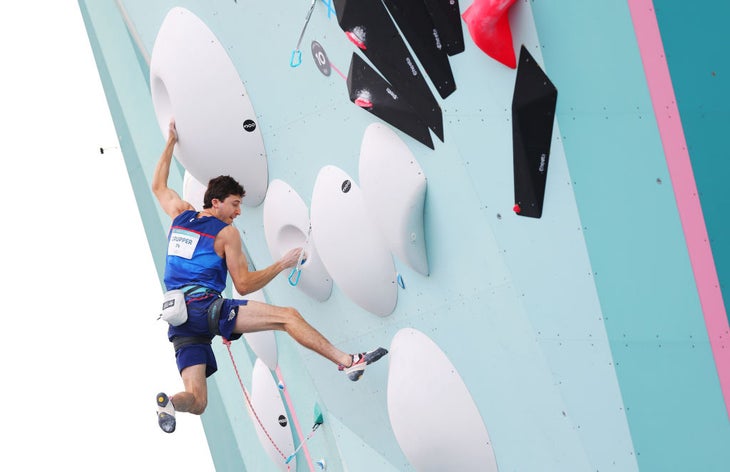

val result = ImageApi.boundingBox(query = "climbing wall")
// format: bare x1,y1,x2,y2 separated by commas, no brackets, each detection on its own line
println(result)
79,1,730,471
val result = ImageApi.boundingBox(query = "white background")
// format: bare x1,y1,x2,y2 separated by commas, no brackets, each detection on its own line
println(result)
0,2,214,470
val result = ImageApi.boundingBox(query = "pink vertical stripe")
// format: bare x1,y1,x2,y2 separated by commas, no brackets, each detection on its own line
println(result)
275,366,316,472
628,0,730,417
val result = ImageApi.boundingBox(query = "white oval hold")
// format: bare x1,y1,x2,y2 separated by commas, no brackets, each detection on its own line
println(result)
359,122,429,275
251,358,295,471
150,7,268,206
263,179,333,302
311,166,397,316
387,328,498,472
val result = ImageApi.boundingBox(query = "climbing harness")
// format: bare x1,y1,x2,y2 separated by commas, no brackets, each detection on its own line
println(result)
207,297,224,336
290,0,317,67
288,224,312,287
163,285,223,351
158,284,218,326
172,336,211,351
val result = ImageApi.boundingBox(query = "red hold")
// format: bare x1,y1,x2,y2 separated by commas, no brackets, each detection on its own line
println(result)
513,204,521,213
462,0,517,69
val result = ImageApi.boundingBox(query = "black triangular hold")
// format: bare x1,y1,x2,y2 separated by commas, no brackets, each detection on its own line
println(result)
347,53,434,149
422,0,465,56
382,0,456,99
334,0,444,141
511,46,558,219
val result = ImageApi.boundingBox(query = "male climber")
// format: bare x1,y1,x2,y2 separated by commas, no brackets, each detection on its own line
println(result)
152,119,387,433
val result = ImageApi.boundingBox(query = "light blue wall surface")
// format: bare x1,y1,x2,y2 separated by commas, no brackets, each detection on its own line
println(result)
80,1,730,470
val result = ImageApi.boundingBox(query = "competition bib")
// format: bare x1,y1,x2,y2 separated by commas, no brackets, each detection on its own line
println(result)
168,228,200,259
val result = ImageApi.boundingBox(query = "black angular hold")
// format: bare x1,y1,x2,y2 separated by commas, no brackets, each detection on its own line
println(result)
334,0,443,141
347,53,434,149
382,0,456,98
512,46,558,219
422,0,465,56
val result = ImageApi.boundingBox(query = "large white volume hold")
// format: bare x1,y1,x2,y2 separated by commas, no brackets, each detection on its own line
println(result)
150,7,268,206
387,328,499,472
182,170,206,211
359,123,429,275
311,165,397,316
263,179,333,302
251,358,296,471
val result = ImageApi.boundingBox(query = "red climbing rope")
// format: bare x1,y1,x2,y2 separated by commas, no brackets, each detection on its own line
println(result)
222,338,290,469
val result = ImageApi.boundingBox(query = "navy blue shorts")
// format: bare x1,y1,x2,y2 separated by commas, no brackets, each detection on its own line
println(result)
168,294,248,377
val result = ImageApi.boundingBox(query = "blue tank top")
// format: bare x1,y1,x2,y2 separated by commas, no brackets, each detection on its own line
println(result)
164,210,229,293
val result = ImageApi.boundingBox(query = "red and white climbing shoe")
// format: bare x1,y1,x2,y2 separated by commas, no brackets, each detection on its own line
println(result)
339,347,388,381
156,392,176,433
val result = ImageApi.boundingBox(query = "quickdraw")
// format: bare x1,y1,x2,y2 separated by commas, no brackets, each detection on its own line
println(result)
288,224,312,286
290,0,317,67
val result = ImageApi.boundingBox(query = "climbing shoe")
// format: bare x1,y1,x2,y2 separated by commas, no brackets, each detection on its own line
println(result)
339,347,388,381
156,392,176,433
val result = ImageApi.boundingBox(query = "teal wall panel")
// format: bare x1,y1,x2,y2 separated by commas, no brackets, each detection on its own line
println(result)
653,1,730,324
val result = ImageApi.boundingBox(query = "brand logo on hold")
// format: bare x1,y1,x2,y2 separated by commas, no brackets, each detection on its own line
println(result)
539,153,547,173
243,119,257,132
386,87,398,100
341,180,351,193
278,415,288,427
405,57,417,76
432,28,442,50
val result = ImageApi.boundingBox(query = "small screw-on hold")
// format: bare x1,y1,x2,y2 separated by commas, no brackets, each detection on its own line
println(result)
513,204,521,213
